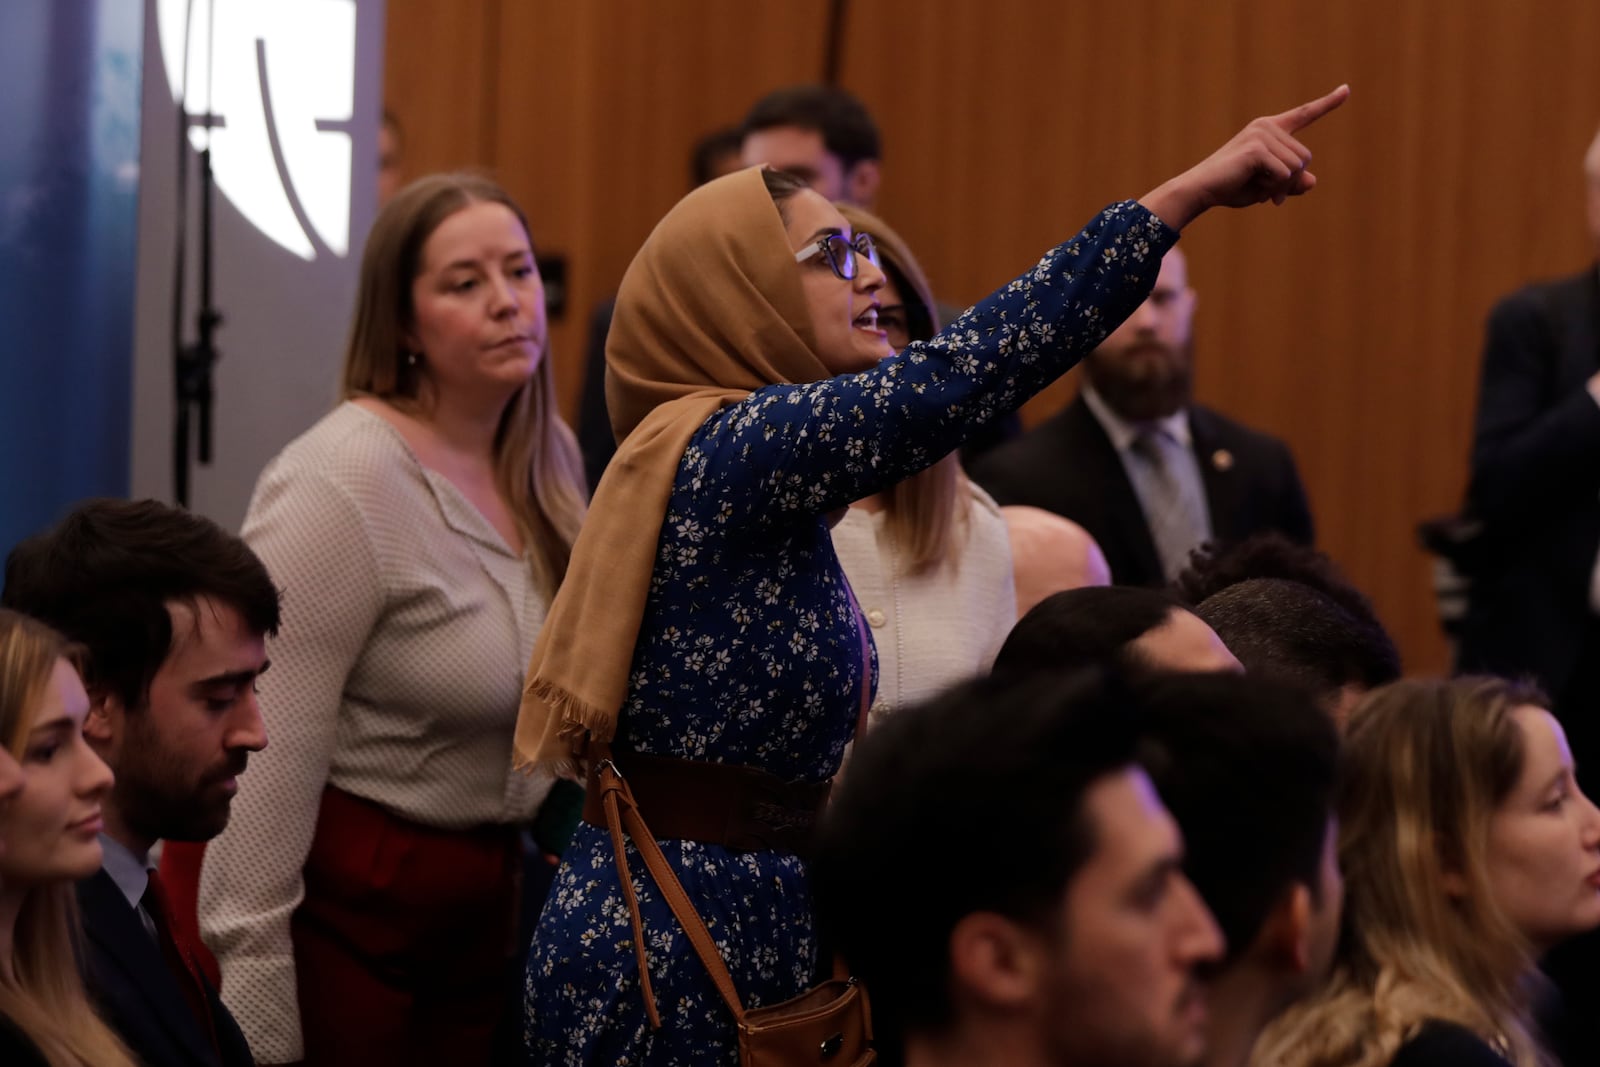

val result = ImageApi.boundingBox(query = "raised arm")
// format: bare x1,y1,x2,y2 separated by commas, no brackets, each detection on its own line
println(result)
1141,84,1350,227
685,201,1172,529
691,86,1351,532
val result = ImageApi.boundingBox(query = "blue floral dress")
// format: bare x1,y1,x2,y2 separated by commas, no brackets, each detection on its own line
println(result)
523,201,1176,1065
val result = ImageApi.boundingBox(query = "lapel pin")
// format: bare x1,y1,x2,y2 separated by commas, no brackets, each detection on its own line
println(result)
1211,449,1234,472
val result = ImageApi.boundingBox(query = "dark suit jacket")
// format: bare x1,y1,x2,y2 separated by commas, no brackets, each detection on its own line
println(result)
77,869,255,1067
0,1017,49,1067
969,395,1314,588
1389,1022,1512,1067
1459,266,1600,698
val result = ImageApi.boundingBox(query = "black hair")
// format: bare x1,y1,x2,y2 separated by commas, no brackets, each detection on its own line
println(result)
1175,531,1381,627
878,256,935,344
689,125,744,188
991,585,1185,678
1196,578,1401,703
741,84,882,171
813,668,1141,1039
760,167,811,224
1133,671,1340,965
2,499,281,710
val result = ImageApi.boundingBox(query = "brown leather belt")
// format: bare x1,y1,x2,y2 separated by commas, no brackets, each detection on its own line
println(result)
580,750,831,860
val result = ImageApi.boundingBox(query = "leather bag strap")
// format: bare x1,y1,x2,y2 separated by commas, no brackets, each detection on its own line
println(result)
594,581,873,1030
595,752,748,1028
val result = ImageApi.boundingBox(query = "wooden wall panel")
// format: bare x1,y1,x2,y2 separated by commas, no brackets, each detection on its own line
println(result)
384,0,1600,677
493,0,833,417
382,0,499,176
842,0,1600,676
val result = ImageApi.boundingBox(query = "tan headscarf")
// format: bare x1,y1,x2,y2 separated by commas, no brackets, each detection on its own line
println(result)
515,167,833,773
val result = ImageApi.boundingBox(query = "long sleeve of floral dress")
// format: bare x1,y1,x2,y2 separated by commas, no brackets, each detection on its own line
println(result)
524,201,1176,1067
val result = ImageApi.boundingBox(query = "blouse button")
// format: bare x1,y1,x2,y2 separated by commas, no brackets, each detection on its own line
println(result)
865,608,887,628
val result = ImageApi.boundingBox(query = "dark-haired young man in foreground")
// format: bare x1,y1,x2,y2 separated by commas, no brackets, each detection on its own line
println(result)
814,669,1223,1067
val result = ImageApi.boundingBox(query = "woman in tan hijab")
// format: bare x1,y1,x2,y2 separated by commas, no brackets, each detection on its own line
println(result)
520,87,1349,1064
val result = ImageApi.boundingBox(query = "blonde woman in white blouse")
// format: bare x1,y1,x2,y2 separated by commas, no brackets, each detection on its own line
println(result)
828,205,1016,727
181,174,587,1067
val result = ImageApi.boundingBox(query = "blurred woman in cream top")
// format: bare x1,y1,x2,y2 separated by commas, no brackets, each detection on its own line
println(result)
192,174,587,1066
829,205,1015,728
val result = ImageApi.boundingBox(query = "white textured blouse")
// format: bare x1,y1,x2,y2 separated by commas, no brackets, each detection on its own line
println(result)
198,402,554,1063
831,482,1016,732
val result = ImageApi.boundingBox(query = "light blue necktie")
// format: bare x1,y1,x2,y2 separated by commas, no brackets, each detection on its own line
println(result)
1129,428,1210,581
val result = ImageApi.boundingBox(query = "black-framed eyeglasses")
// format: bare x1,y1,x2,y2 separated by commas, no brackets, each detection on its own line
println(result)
793,232,879,281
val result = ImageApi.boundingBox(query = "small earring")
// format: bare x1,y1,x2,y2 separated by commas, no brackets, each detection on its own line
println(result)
406,351,420,367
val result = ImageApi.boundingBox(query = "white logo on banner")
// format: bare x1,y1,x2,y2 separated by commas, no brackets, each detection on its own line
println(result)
155,0,355,261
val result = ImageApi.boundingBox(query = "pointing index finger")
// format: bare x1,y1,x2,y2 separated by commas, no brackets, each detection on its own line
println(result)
1272,84,1350,133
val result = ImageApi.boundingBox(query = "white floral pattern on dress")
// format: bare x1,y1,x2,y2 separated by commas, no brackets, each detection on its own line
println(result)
524,201,1175,1066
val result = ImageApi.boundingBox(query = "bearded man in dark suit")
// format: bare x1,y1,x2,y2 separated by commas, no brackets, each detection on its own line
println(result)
971,246,1314,587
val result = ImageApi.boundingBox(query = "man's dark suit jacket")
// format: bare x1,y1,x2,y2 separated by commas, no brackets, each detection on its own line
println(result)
77,868,254,1067
969,395,1314,588
1458,266,1600,699
0,1017,48,1067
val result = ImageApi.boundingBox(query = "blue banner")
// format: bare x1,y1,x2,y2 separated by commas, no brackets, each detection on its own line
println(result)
0,1,142,558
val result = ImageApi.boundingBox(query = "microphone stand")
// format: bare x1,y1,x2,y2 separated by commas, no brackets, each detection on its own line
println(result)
173,118,222,506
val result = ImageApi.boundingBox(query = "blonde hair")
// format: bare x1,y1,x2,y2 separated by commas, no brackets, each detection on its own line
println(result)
342,173,588,597
882,457,966,575
0,609,136,1067
1255,676,1554,1067
834,203,968,574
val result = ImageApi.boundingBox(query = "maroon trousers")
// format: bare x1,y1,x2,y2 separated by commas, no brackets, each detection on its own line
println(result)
291,787,521,1067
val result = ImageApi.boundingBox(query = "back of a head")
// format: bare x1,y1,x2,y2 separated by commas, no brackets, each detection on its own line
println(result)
813,668,1141,1040
1176,532,1385,626
992,585,1181,678
741,84,882,170
1,499,280,710
1134,672,1339,965
1002,507,1112,617
1196,578,1400,706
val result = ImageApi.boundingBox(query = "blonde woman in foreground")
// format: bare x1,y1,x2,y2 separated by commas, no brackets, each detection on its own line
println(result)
1254,677,1600,1067
0,609,131,1067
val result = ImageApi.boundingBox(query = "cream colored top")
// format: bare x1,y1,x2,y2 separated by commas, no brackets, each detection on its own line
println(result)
832,483,1016,732
199,402,554,1062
